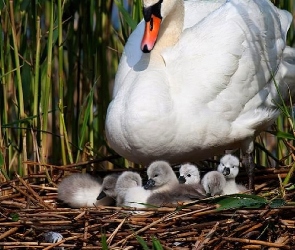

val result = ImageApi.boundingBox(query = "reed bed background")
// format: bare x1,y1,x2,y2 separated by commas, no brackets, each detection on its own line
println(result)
0,0,294,182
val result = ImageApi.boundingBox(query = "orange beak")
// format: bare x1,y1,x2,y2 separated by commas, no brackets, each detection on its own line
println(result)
141,14,162,53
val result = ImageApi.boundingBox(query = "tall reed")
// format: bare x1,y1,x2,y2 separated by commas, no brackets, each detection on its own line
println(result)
0,0,294,181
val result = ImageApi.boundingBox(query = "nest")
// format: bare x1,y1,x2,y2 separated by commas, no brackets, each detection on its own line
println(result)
0,166,295,249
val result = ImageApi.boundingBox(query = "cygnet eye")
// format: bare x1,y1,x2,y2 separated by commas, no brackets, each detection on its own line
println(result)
154,174,158,177
187,174,191,177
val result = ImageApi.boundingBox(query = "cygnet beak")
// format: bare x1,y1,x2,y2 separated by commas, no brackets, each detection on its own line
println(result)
222,167,230,176
97,191,106,200
144,179,156,189
178,175,186,184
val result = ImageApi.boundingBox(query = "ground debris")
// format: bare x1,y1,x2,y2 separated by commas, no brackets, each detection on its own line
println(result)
0,167,294,249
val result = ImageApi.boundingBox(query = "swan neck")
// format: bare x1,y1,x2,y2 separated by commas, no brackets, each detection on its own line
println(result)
153,0,184,52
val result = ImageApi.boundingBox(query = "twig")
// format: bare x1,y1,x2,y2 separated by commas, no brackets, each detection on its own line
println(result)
0,227,19,240
223,237,290,249
107,217,127,245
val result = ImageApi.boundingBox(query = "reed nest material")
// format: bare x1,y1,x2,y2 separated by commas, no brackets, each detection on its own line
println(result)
0,167,295,249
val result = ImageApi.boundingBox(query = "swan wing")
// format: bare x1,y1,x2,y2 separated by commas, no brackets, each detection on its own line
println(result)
163,0,291,123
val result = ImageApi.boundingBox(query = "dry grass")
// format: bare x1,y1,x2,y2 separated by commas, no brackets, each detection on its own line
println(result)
0,164,295,249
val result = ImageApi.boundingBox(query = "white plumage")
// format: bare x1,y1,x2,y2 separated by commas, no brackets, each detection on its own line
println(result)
115,171,151,209
105,0,295,190
217,154,247,195
145,161,205,206
179,163,201,185
201,171,226,196
57,173,113,208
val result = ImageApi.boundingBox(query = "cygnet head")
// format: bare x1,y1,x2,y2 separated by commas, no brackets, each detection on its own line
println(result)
217,154,240,179
97,173,120,200
114,171,144,207
116,171,142,190
201,171,226,196
144,161,178,192
178,163,200,184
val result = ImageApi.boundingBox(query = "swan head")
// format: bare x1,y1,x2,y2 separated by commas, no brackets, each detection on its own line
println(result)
178,163,201,184
217,154,240,179
141,0,182,52
144,160,177,190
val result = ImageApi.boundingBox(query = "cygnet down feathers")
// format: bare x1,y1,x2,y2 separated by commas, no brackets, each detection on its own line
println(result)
115,171,151,208
145,161,205,206
97,173,120,201
201,171,226,196
217,154,247,195
57,173,113,208
178,163,201,184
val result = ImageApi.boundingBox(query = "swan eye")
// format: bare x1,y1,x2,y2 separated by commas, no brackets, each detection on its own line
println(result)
154,174,158,177
187,174,191,177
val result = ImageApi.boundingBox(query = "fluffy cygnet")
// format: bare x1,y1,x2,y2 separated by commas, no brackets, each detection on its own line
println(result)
217,154,247,195
201,171,226,196
57,173,113,208
145,161,205,206
97,173,120,200
115,171,151,208
178,163,201,184
144,161,179,192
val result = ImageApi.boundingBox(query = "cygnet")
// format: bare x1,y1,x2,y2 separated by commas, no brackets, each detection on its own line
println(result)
217,154,247,195
201,171,226,196
115,171,151,209
97,173,120,201
145,161,205,206
144,161,179,192
57,173,113,208
178,163,201,184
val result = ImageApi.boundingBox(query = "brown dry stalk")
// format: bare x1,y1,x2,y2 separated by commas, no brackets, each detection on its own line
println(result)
0,227,19,240
110,210,179,247
15,173,53,209
241,222,263,236
269,236,290,250
107,217,127,245
223,237,290,249
43,235,81,250
193,222,219,250
9,184,39,205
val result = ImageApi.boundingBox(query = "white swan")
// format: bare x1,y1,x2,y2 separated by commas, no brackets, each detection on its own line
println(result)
178,163,201,184
106,0,295,191
115,171,151,208
57,173,113,208
217,154,247,195
201,171,226,196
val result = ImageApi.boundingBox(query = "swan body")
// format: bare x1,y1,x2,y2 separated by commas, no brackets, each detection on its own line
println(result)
106,0,295,180
115,171,151,208
201,171,226,196
145,161,205,206
217,154,247,195
178,163,201,184
57,173,113,208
